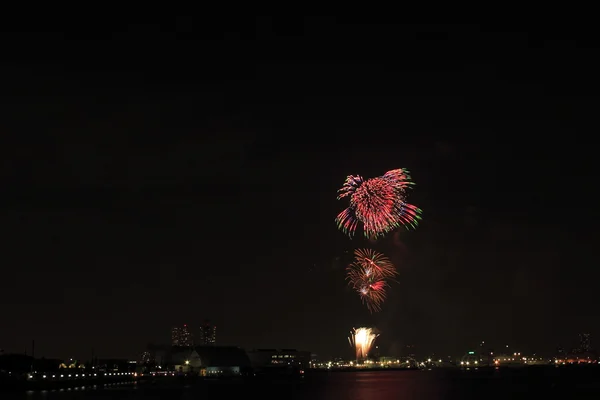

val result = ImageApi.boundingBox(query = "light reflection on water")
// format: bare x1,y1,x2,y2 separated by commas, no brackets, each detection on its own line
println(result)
317,370,448,400
15,369,600,400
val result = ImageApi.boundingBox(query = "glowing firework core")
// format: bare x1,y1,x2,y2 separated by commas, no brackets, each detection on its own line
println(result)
348,327,379,362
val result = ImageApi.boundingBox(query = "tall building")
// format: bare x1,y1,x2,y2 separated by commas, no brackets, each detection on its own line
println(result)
171,324,193,347
199,320,216,345
140,351,153,364
580,333,591,352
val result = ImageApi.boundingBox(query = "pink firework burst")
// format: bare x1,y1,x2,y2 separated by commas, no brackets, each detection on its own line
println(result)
336,168,422,238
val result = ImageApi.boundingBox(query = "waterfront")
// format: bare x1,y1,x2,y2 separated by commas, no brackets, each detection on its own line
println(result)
6,367,600,399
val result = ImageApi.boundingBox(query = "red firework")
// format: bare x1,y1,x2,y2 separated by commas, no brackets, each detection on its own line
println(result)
336,168,422,238
354,249,397,280
346,249,396,313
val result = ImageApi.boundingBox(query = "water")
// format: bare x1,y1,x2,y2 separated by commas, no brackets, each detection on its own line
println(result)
8,368,600,399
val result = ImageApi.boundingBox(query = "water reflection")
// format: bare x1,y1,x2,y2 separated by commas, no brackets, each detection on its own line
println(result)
14,368,600,400
316,371,448,400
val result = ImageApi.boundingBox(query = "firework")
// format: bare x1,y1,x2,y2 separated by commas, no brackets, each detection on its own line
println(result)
348,327,379,362
336,168,422,238
346,249,396,312
353,249,397,280
346,265,388,313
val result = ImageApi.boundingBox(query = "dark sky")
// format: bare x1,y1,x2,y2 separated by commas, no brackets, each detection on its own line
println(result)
1,20,598,360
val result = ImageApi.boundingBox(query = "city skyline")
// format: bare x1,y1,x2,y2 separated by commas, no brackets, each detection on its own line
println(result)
1,20,598,360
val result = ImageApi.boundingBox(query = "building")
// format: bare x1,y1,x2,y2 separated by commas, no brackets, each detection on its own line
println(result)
139,351,153,364
405,345,416,358
198,321,216,345
171,348,201,373
171,346,250,377
96,359,134,372
146,343,170,367
580,333,591,352
171,324,193,347
197,346,250,376
247,349,311,372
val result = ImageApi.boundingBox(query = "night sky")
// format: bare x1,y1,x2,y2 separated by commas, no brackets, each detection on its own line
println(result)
1,20,597,360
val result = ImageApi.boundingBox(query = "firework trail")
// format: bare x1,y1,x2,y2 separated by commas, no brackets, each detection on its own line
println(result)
336,168,422,239
346,249,396,312
348,327,379,362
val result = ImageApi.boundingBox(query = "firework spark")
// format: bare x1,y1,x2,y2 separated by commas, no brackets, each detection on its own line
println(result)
348,327,379,362
353,248,397,280
336,168,422,238
346,249,396,312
